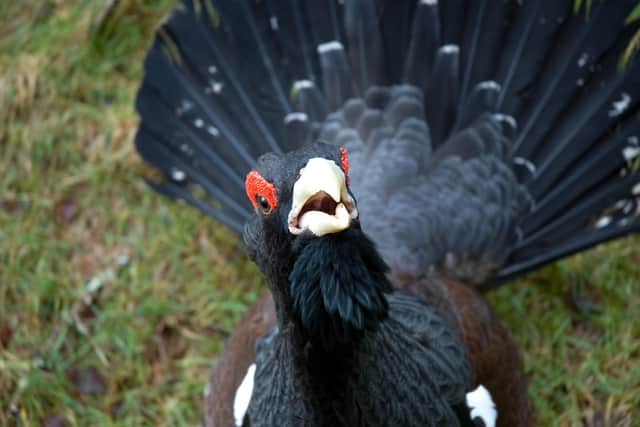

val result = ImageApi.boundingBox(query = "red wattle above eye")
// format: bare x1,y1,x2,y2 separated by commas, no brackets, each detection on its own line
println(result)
245,170,278,210
340,147,350,186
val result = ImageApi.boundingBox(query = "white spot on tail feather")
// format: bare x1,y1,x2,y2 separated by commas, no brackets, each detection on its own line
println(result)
420,0,438,5
177,99,193,115
317,41,344,54
284,112,309,123
270,16,279,31
623,146,640,161
212,81,224,93
492,113,517,129
577,53,589,68
466,385,497,427
513,156,537,174
234,364,256,427
294,80,314,91
596,216,612,229
207,126,220,137
171,168,186,182
609,93,631,117
440,44,459,54
477,80,501,91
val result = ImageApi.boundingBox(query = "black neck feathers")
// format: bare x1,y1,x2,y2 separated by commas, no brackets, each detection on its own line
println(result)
289,227,392,351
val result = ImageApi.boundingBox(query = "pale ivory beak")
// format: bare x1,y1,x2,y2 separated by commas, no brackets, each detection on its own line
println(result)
287,158,358,236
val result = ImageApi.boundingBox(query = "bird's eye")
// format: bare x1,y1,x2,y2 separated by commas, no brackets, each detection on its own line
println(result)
256,195,271,213
245,170,278,214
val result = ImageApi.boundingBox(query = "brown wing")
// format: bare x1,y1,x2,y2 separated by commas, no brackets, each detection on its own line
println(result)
205,293,276,427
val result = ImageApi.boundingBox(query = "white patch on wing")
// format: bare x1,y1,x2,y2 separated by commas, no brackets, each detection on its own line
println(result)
466,384,497,427
233,364,256,427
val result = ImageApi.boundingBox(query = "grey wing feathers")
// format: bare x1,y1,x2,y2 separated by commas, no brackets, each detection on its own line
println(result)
320,91,529,284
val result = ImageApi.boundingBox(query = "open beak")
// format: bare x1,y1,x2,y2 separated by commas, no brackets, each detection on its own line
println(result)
288,158,358,236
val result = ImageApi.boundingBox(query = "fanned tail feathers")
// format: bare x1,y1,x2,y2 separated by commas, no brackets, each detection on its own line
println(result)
135,0,640,287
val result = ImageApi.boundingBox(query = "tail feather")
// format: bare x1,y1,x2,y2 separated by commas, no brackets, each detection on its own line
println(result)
184,1,292,151
292,81,328,122
455,81,501,131
425,45,460,146
135,0,640,287
525,60,640,199
438,0,465,46
283,113,312,153
497,220,640,284
518,172,640,251
218,0,291,115
403,0,441,89
377,0,416,83
513,1,637,160
261,1,316,83
301,0,343,47
460,1,512,95
161,12,282,157
318,42,352,111
497,1,574,115
135,86,247,193
527,115,640,233
493,0,539,111
148,180,248,233
136,124,250,229
458,0,488,100
345,0,385,94
136,60,256,170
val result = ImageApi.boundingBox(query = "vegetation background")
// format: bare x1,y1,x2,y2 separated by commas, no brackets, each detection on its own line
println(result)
1,1,639,426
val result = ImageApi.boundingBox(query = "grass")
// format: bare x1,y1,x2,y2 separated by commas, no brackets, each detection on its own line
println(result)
0,1,638,426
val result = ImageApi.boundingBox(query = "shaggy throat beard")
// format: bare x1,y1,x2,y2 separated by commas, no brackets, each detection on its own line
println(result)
289,227,392,351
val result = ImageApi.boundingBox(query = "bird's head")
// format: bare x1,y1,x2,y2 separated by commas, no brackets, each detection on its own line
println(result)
243,142,391,350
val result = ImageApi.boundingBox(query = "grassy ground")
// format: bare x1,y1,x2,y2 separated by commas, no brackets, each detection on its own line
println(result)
0,2,638,426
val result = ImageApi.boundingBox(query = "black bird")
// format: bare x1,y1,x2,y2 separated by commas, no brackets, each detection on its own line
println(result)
134,1,640,426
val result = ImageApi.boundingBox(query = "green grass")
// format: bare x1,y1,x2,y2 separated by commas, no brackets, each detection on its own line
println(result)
0,2,639,426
